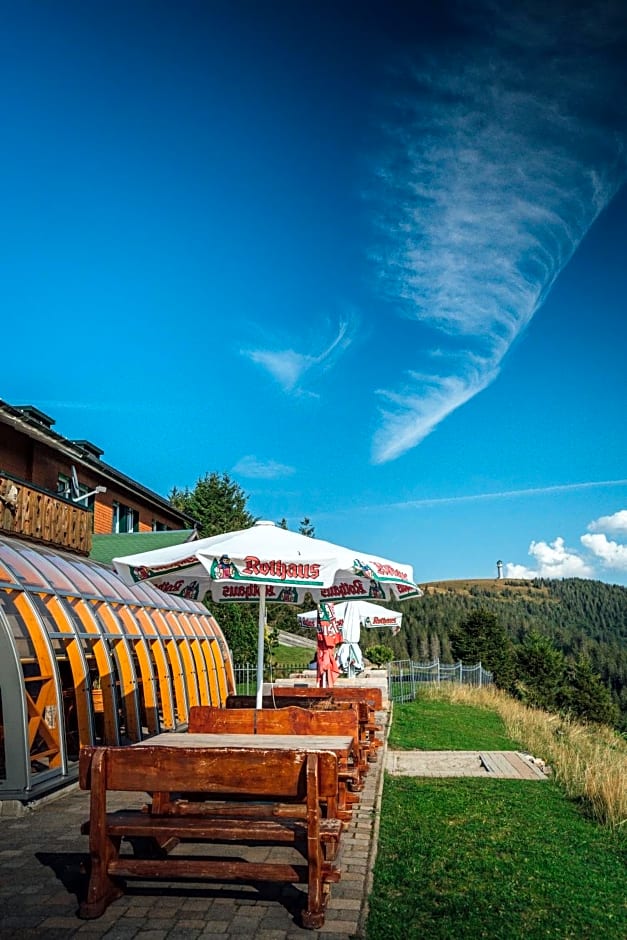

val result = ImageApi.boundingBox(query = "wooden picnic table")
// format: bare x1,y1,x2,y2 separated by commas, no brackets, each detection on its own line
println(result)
139,732,355,820
78,741,344,928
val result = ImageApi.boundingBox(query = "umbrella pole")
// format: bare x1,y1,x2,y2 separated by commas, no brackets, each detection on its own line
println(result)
255,585,266,709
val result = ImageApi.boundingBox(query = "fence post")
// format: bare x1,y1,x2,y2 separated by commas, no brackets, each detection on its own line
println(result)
437,657,440,684
479,661,482,688
459,660,463,682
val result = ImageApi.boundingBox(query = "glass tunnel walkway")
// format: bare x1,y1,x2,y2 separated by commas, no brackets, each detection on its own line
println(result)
0,535,234,803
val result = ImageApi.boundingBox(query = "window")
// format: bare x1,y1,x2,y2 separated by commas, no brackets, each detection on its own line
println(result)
57,474,71,500
111,502,139,533
151,520,170,531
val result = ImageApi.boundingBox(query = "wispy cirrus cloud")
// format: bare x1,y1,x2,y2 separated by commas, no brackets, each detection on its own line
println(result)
232,455,295,480
370,0,627,463
242,312,359,393
316,477,627,517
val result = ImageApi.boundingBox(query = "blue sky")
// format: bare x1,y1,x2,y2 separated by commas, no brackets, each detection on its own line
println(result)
2,1,627,586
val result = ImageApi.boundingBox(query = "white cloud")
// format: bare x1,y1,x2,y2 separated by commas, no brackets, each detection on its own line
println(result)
505,562,537,580
242,313,359,393
580,533,627,571
232,456,295,480
245,349,313,392
373,360,497,462
587,509,627,535
506,536,594,579
369,2,627,462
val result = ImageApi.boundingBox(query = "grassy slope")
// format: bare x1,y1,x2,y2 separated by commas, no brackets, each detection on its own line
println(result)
389,698,520,750
369,777,626,940
367,697,626,940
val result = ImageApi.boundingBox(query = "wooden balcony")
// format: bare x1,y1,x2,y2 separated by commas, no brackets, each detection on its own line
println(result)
0,473,92,555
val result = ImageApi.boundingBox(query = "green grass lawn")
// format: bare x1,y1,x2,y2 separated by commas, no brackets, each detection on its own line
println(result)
368,777,626,940
389,697,521,750
270,643,314,668
367,695,626,939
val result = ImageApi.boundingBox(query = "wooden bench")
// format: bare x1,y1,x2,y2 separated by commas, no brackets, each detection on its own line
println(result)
271,685,383,710
189,705,366,797
79,744,342,929
226,691,382,759
271,687,384,756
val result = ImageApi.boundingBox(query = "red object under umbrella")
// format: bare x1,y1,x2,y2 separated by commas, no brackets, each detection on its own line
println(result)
316,601,342,688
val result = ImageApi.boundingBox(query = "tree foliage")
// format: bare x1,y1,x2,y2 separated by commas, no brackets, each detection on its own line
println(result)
169,471,258,659
169,471,255,537
449,608,515,690
377,577,627,728
514,631,567,710
364,643,395,666
559,655,619,726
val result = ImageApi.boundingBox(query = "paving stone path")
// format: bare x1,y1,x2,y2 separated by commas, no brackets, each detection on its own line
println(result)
0,713,389,940
0,710,551,939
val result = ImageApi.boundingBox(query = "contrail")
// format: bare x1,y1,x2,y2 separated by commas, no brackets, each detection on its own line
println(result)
370,1,627,463
318,478,627,517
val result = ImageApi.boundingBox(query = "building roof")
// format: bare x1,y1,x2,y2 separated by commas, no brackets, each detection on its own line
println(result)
90,529,199,566
0,398,197,527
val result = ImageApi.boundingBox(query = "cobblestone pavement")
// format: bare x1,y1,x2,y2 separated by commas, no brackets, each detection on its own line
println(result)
0,713,389,940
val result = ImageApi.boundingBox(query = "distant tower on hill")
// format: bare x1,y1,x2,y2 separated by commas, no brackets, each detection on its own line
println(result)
496,560,503,580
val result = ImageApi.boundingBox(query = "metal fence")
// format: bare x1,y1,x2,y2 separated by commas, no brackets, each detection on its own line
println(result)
232,662,314,695
233,658,493,700
387,659,493,703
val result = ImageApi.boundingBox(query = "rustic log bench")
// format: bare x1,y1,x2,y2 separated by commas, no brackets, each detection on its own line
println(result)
271,686,383,710
227,690,382,759
271,687,383,756
78,744,342,929
189,705,366,795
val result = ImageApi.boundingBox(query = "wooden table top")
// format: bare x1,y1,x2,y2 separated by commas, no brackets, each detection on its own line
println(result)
138,732,354,756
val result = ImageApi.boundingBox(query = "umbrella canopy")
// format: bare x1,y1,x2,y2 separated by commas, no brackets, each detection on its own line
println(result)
297,599,404,635
298,599,404,678
113,520,420,707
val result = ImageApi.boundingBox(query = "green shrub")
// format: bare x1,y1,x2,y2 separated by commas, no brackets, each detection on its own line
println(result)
364,643,394,666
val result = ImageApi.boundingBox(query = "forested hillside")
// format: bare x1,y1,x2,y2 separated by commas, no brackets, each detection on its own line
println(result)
285,577,627,728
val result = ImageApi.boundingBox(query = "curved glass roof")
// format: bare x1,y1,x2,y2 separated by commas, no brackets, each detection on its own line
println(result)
0,536,216,617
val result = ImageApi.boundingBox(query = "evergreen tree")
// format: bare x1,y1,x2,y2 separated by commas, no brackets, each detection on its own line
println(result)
299,517,315,537
558,655,619,726
169,471,257,659
449,608,515,690
208,604,258,662
514,631,566,710
169,472,255,537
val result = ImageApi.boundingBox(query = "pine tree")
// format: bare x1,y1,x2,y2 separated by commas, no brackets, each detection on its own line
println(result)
169,472,255,537
514,631,566,710
449,608,515,690
558,655,619,726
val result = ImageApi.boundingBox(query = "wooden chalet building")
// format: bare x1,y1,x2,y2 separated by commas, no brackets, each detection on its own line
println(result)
0,398,236,807
0,398,197,555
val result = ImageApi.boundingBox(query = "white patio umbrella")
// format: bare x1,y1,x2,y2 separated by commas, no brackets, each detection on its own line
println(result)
297,600,403,633
297,600,405,676
113,520,420,707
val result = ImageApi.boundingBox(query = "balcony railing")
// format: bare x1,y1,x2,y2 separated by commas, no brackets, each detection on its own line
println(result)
0,473,92,555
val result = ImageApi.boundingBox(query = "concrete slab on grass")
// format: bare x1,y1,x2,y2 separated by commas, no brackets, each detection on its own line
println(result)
386,750,549,779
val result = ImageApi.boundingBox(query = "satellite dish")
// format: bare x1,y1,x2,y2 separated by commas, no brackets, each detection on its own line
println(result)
70,465,80,500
